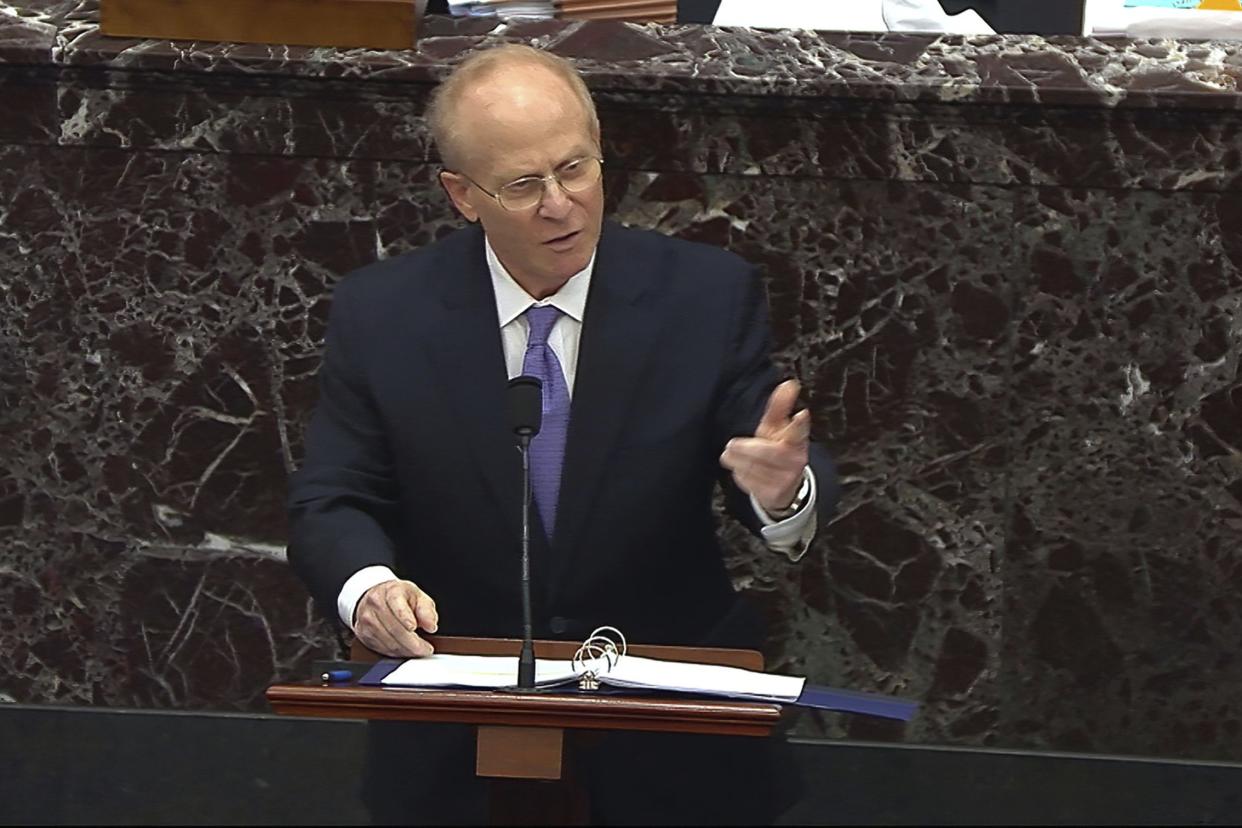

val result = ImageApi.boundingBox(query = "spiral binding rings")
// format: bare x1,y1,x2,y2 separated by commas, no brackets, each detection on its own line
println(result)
571,626,628,691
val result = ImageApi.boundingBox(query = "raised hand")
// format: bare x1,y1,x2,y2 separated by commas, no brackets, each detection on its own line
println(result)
719,379,811,514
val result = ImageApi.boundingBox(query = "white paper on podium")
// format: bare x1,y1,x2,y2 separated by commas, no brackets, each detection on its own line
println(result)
380,652,806,703
379,654,573,687
601,654,805,702
713,0,994,34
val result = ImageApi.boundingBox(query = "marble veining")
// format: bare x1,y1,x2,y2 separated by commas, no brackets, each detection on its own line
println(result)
1,1,1240,764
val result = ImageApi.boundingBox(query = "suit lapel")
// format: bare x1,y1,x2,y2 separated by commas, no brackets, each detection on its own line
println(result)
550,223,667,595
423,226,545,576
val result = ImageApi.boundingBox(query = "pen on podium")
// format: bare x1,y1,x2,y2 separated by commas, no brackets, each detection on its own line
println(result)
321,669,353,683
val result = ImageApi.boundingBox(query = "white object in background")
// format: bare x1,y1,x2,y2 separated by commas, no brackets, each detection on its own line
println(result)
713,0,888,31
1086,0,1242,37
882,0,995,33
447,0,554,18
714,0,994,34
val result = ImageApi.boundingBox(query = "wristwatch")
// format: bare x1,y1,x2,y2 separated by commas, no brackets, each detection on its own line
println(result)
769,474,811,520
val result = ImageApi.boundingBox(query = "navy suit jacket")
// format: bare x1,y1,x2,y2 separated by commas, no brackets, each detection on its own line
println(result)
287,220,838,647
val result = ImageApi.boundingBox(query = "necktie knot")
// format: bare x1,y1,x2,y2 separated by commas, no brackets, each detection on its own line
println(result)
524,305,562,347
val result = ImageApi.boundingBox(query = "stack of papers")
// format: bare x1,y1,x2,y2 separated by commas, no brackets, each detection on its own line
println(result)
448,0,555,20
448,0,674,22
557,0,676,23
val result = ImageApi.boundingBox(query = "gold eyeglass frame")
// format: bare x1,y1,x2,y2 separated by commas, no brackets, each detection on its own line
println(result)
449,156,605,212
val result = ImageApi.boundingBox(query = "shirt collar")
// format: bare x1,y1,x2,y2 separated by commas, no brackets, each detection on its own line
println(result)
486,235,595,329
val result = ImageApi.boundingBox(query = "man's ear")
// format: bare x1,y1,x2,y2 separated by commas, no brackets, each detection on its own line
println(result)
440,171,480,223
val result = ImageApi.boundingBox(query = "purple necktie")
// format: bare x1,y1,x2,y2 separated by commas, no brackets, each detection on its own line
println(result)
522,305,570,539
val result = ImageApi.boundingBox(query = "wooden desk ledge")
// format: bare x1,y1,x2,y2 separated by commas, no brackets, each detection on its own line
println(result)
265,682,783,737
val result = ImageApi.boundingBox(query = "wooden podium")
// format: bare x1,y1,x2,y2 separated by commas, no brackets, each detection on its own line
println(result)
266,635,784,822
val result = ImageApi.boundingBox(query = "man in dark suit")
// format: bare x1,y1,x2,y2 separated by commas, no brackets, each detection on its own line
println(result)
287,44,837,824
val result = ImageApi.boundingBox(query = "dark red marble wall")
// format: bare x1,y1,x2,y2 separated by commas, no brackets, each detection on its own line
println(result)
2,1,1240,760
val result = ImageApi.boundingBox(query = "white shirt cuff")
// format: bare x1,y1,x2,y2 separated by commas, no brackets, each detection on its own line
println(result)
750,466,818,562
337,565,400,630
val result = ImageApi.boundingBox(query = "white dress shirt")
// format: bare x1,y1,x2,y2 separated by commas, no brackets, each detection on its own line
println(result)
336,237,818,629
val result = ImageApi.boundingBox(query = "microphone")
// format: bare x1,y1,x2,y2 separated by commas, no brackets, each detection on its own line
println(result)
506,375,542,442
506,375,542,690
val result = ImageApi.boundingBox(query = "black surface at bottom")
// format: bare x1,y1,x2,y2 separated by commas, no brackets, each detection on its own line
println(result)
2,704,1241,825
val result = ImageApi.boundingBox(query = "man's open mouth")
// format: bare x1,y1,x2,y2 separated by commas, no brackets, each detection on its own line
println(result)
545,230,579,245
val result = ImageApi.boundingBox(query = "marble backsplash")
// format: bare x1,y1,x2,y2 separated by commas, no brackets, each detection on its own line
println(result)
1,1,1240,760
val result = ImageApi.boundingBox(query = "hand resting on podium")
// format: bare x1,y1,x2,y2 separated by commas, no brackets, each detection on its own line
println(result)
354,579,439,658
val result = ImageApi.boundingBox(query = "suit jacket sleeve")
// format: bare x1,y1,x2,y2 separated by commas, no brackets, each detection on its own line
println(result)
713,264,839,537
287,278,401,615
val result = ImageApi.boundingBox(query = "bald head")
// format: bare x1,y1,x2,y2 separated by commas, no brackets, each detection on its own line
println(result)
428,45,600,172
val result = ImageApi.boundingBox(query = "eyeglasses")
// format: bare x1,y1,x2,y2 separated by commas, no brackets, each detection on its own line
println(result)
453,156,604,212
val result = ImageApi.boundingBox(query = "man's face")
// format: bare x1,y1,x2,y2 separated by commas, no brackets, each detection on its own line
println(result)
440,65,605,296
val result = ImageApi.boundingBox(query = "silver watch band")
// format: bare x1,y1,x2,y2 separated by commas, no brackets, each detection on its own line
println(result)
769,474,811,519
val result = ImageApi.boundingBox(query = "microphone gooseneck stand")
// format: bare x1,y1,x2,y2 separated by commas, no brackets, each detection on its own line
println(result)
516,431,536,690
505,374,543,692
